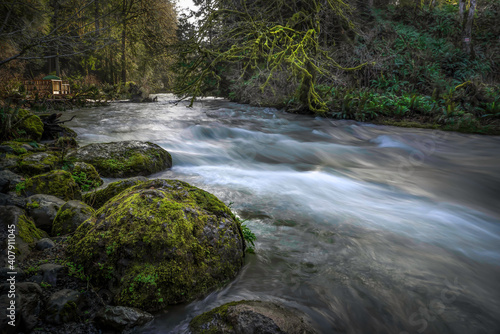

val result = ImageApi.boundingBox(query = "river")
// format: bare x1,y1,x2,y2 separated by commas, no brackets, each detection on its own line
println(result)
67,95,500,333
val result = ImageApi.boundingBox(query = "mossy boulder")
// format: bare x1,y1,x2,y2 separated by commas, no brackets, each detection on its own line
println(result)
52,200,95,235
189,300,318,334
17,109,44,141
22,170,81,201
67,179,244,312
71,162,103,191
82,176,147,210
17,152,59,176
0,206,48,265
73,141,172,178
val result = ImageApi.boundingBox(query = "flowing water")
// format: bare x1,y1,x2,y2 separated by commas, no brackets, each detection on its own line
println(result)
68,95,500,334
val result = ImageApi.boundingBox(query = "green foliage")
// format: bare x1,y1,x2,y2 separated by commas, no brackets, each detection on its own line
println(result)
71,171,100,192
241,224,257,253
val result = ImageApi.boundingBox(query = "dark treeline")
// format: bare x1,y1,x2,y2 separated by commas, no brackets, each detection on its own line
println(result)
0,0,177,99
1,0,499,133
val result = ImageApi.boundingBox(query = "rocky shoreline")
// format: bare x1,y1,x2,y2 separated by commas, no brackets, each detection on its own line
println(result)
0,110,317,333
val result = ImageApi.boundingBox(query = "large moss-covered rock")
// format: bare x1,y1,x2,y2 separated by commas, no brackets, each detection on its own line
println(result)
0,206,47,265
189,300,318,334
17,152,59,176
83,176,147,209
67,179,244,312
17,109,44,141
22,170,81,201
52,200,95,235
73,141,172,178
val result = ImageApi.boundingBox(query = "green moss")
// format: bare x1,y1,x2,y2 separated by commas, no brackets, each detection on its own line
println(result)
190,301,245,333
67,179,244,312
18,109,44,141
17,152,59,176
52,209,76,235
1,141,28,155
26,200,40,209
82,177,146,209
17,215,45,244
24,170,81,201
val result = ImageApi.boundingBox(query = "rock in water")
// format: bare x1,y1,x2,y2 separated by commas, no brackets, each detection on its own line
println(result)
67,179,244,312
74,141,172,178
189,300,318,334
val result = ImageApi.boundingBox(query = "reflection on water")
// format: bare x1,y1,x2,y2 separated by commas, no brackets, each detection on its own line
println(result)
68,95,500,333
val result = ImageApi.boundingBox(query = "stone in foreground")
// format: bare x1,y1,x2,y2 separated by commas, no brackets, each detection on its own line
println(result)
189,300,318,334
74,140,172,178
95,306,153,331
67,179,244,312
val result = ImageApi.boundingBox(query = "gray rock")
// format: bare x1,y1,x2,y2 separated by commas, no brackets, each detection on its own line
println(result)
95,306,153,331
52,200,95,235
189,300,318,334
0,170,24,193
0,192,27,207
38,263,66,286
74,140,172,178
26,194,66,231
0,154,18,171
36,237,56,250
0,206,46,266
44,289,81,325
0,282,43,333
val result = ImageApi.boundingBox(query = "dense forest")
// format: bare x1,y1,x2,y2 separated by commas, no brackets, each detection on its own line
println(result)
1,0,499,133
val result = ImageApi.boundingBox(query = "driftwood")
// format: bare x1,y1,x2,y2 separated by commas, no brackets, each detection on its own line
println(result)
41,113,76,140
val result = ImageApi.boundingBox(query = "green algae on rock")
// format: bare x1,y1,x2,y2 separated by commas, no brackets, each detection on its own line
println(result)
189,300,318,334
82,176,147,210
67,179,245,312
52,200,95,236
74,141,172,178
23,170,82,201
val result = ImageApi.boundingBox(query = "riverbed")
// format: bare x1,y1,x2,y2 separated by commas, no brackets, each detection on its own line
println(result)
67,95,500,333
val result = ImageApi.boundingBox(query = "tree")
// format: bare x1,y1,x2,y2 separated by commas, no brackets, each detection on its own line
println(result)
174,0,369,114
461,0,477,55
0,0,113,67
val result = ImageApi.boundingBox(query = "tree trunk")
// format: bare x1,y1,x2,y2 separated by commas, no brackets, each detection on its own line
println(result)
458,0,466,25
462,0,476,55
55,51,61,77
95,0,100,36
121,0,127,83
